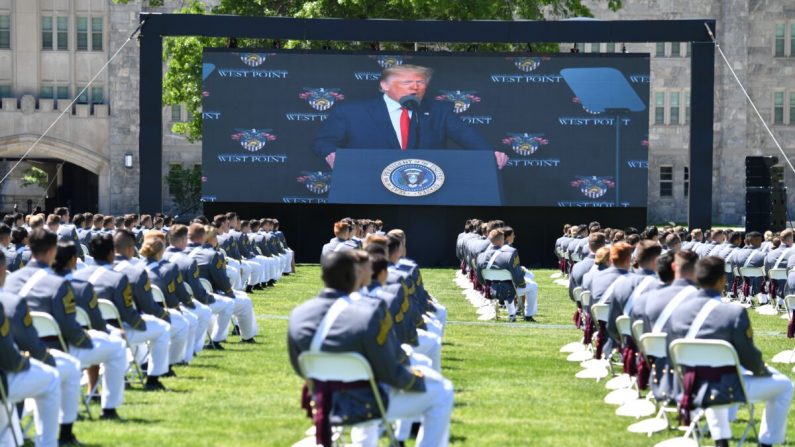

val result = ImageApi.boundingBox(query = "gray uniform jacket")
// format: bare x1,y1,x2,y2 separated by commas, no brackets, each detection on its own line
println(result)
628,280,668,327
0,290,46,367
164,247,214,305
465,237,490,266
640,278,697,333
321,237,356,259
715,244,739,261
63,272,107,332
606,269,657,344
73,262,145,330
364,282,418,346
582,264,608,292
186,242,234,297
5,262,92,350
569,254,595,301
56,224,80,245
7,244,30,272
476,244,525,304
729,246,765,269
695,241,717,258
113,254,170,322
386,267,425,330
142,258,182,309
590,267,629,305
0,304,30,373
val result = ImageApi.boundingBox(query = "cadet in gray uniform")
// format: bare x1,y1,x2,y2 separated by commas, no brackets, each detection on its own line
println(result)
5,228,127,420
628,251,674,327
569,232,605,301
75,233,170,391
476,229,526,322
321,220,358,259
288,251,453,447
728,231,766,300
606,241,661,345
8,226,31,272
663,257,793,447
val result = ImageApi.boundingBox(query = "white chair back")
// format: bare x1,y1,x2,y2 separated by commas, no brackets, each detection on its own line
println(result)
669,339,737,368
580,290,592,307
724,262,732,273
631,320,645,342
615,315,632,337
80,244,90,257
572,286,583,303
768,268,788,281
199,278,213,294
785,295,795,312
150,285,165,304
482,269,513,282
74,307,92,329
571,251,581,262
183,282,194,298
638,333,668,358
591,303,609,322
97,299,121,323
739,266,765,279
30,311,67,351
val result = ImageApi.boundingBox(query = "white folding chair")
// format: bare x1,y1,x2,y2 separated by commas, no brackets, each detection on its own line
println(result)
738,266,765,306
74,307,92,330
97,299,145,387
0,379,19,447
30,312,94,419
150,285,166,304
297,352,397,447
662,339,757,447
481,268,516,321
199,278,213,295
624,332,675,434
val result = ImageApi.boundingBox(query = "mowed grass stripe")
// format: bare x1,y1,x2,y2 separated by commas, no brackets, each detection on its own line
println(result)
72,265,795,446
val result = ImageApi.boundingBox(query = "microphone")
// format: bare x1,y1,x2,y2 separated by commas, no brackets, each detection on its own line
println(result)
399,94,421,110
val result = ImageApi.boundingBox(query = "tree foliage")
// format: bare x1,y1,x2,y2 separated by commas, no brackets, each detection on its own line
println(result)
165,164,202,215
19,166,48,189
117,0,622,141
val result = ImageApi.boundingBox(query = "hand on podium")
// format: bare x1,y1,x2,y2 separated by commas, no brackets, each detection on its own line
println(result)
325,152,336,169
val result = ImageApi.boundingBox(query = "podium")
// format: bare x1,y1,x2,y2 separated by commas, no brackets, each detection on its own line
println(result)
328,149,502,205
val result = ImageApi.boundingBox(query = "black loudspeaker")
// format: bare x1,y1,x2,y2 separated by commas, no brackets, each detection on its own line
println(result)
745,156,787,232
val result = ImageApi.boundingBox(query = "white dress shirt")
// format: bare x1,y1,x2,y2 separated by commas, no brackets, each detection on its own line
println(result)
383,94,413,148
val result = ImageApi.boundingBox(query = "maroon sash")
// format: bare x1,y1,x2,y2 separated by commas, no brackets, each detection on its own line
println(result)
572,302,582,329
582,314,594,345
787,313,795,338
731,276,739,297
621,336,638,376
637,355,652,390
594,320,608,359
301,380,371,447
678,366,736,426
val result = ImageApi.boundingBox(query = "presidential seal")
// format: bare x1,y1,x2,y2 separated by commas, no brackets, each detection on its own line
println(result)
381,159,445,197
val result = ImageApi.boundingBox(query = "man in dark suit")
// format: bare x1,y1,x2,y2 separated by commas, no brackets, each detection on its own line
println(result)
313,64,508,169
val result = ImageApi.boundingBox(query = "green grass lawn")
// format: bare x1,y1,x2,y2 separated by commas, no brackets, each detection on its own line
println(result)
71,265,795,446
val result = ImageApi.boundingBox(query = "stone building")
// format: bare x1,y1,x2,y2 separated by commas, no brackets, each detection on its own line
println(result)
0,0,792,224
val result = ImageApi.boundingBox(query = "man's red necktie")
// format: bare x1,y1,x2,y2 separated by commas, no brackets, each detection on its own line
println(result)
400,107,410,150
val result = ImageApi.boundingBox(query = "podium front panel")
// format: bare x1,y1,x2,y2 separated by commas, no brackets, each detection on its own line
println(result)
328,149,501,206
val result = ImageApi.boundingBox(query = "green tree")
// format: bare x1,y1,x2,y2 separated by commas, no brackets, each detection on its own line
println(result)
166,164,202,215
19,166,48,189
117,0,621,141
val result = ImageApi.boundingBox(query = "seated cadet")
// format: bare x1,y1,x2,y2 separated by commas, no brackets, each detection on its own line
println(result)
503,226,539,322
606,241,661,349
662,233,681,255
0,301,62,447
139,232,192,369
682,228,703,251
664,257,793,447
628,250,675,327
236,219,267,291
464,222,493,289
8,226,31,272
220,213,264,293
695,229,723,258
162,224,218,357
187,223,258,343
5,228,128,421
0,223,16,267
320,220,358,259
214,214,251,292
476,229,525,322
766,229,793,302
569,232,605,301
248,219,281,286
729,231,767,303
588,242,633,356
582,246,611,292
271,219,295,274
364,252,420,349
288,251,454,447
264,218,289,279
75,233,171,391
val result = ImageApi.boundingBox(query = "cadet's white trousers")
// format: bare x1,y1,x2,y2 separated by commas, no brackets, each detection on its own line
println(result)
68,330,127,410
6,358,60,447
179,306,198,363
251,255,276,282
350,365,454,447
182,301,213,358
517,279,538,317
165,309,189,365
122,314,170,376
283,248,294,273
225,263,243,290
705,367,793,445
207,295,235,342
415,329,442,372
49,349,81,424
232,291,258,339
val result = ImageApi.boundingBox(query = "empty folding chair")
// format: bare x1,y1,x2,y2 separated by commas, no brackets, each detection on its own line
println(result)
298,351,397,447
568,291,594,362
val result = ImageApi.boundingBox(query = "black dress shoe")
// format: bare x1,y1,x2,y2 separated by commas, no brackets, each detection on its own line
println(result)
204,341,225,350
241,337,257,344
143,378,166,392
99,408,121,420
231,325,240,336
162,367,177,378
253,284,264,291
245,285,253,293
524,316,537,322
59,435,83,446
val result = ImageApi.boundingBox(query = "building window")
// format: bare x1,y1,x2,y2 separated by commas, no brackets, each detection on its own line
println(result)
654,91,665,125
775,24,786,57
605,42,615,53
40,85,54,99
91,18,103,51
56,86,69,100
186,108,194,122
655,42,665,57
56,17,68,50
684,91,690,124
0,15,10,49
76,17,88,51
670,92,680,125
686,42,691,57
791,24,795,57
171,104,182,122
774,91,785,124
42,16,53,50
660,166,673,197
77,85,103,104
0,85,10,98
590,43,600,53
670,42,681,57
77,86,88,104
683,166,690,197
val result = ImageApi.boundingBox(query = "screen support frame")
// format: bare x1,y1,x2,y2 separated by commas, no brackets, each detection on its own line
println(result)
139,14,715,229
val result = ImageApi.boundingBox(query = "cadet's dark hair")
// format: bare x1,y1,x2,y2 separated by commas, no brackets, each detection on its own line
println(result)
0,248,5,266
89,233,115,262
746,231,762,240
170,224,188,241
28,228,58,256
0,224,11,237
387,235,402,257
588,232,606,251
2,216,13,227
635,240,662,266
695,256,725,288
321,251,357,293
369,253,389,280
113,229,136,252
72,214,84,226
54,207,69,217
11,227,27,245
502,226,514,239
53,242,78,274
674,249,699,275
365,244,387,257
656,251,675,283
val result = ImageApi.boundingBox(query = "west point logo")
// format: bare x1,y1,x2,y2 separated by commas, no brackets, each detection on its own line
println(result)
299,88,345,111
436,90,480,114
459,115,492,125
381,159,445,197
217,69,288,79
490,74,562,83
627,160,649,169
216,154,288,163
630,74,651,83
353,72,381,81
296,171,332,195
571,176,615,199
239,53,271,67
373,55,406,68
512,57,546,73
282,197,328,204
557,201,629,208
506,159,561,168
231,128,277,152
502,133,549,156
202,112,221,120
558,117,631,126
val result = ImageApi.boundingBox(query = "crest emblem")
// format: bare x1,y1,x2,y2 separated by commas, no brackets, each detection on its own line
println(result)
381,159,445,197
299,88,345,111
230,128,277,152
240,53,267,67
297,171,332,195
513,57,543,72
376,55,404,68
571,176,615,199
435,90,481,114
502,133,549,156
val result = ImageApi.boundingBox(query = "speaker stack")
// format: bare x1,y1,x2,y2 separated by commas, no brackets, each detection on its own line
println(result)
745,156,787,232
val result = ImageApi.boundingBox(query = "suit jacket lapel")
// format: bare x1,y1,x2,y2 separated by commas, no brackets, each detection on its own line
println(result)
369,97,401,149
